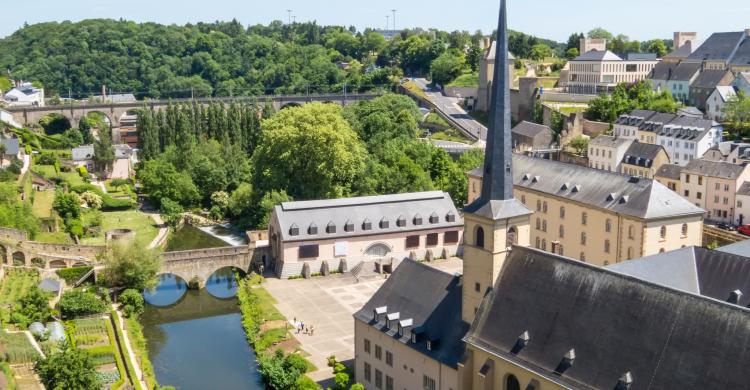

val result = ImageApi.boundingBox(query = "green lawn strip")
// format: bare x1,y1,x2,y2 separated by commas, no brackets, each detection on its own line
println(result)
123,315,157,390
402,80,428,100
430,128,474,144
446,72,479,88
103,319,128,390
423,113,451,128
109,311,144,390
31,190,55,218
80,210,158,248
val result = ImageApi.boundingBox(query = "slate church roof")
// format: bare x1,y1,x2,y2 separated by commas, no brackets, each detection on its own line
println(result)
464,246,750,390
353,260,469,368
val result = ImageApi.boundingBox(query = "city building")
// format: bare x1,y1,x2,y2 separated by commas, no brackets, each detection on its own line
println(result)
1,138,21,166
688,69,734,110
648,61,701,103
703,141,750,164
510,121,554,154
2,82,44,107
706,85,737,120
579,38,607,55
71,144,137,179
460,245,750,390
680,158,750,223
733,180,749,226
653,116,721,166
661,32,697,64
620,141,670,178
268,192,463,279
685,29,750,72
565,51,658,94
353,260,467,390
655,163,683,193
117,113,139,148
476,41,515,112
734,71,750,94
468,156,705,265
613,110,673,142
587,135,632,172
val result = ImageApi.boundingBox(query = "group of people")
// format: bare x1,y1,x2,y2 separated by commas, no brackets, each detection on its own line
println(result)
293,317,314,336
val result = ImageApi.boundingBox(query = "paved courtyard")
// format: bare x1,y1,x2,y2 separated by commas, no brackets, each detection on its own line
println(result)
263,258,464,383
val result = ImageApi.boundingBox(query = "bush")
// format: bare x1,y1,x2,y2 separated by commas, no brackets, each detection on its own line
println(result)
349,384,365,390
80,191,102,209
55,266,93,284
101,195,133,211
334,372,350,390
119,289,144,318
70,184,103,196
37,152,59,165
59,290,107,318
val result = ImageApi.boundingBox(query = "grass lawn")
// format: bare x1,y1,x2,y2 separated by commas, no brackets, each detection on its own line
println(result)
35,232,72,244
447,72,479,88
402,80,428,100
32,189,55,218
104,181,135,199
423,113,451,128
32,164,86,187
430,129,474,144
80,210,158,248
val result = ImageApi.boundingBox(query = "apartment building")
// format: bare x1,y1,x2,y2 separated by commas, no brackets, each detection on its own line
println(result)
648,61,701,103
736,182,750,226
510,121,554,154
685,29,750,73
620,142,670,179
688,69,734,110
587,135,632,172
706,85,737,121
681,159,750,223
655,163,683,194
566,51,658,94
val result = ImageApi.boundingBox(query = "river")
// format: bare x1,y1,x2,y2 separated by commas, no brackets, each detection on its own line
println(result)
141,269,263,390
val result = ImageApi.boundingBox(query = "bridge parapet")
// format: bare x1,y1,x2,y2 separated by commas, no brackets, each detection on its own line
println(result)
161,246,250,262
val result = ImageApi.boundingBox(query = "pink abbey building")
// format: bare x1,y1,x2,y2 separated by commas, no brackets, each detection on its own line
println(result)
268,192,463,279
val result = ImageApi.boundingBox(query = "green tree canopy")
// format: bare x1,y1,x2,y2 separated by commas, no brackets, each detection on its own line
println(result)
35,341,100,390
429,50,467,86
98,241,161,290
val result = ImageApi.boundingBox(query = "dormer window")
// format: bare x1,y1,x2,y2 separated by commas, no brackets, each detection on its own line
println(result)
362,219,372,231
326,222,336,234
413,214,423,225
446,212,456,223
308,223,318,235
429,212,439,224
344,220,354,232
380,218,390,229
397,215,407,227
289,224,300,236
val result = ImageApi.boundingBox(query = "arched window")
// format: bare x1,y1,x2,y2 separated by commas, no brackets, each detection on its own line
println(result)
365,243,391,257
628,225,635,239
536,200,542,211
605,219,612,233
505,375,521,390
542,239,547,251
660,225,667,239
681,224,688,237
542,220,547,232
560,206,566,219
506,226,517,248
627,247,634,259
559,225,565,238
581,212,588,225
536,218,541,230
542,201,548,213
604,239,611,253
581,232,586,245
660,248,666,253
535,237,541,249
475,226,485,248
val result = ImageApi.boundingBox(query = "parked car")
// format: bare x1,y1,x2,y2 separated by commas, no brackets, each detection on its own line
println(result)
738,225,750,236
717,222,736,231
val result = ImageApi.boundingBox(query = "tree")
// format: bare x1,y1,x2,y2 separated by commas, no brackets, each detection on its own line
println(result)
647,40,668,57
80,191,102,209
19,286,51,323
254,190,293,229
159,198,184,227
334,372,350,390
35,341,100,390
429,50,466,86
587,28,613,41
566,48,580,59
59,290,107,318
99,241,161,290
568,136,590,156
119,289,145,318
723,91,750,135
252,103,367,200
566,32,585,52
93,126,115,174
0,143,5,166
138,159,200,207
529,44,553,60
53,191,81,219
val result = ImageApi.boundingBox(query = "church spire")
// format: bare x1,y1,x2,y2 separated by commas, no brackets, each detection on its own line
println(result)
480,0,513,202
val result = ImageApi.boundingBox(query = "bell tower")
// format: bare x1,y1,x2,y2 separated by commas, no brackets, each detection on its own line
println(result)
461,0,532,323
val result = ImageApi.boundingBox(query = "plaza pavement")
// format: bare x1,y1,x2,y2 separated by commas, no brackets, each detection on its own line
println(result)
263,258,464,383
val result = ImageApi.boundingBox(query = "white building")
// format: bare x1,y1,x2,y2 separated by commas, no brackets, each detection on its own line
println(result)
2,82,44,107
588,135,633,172
656,117,723,166
566,51,658,94
706,86,737,121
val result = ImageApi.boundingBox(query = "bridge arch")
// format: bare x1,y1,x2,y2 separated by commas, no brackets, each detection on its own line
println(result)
31,258,45,269
364,242,392,257
49,260,67,269
80,111,113,130
38,113,71,135
12,251,25,266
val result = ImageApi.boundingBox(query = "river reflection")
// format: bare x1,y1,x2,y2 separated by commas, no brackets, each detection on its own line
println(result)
141,270,262,390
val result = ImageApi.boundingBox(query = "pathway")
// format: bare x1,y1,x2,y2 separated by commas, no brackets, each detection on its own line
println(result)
411,78,488,142
147,213,168,249
19,154,30,175
111,306,149,390
263,258,464,384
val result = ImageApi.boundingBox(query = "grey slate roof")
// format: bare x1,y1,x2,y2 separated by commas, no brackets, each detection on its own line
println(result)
464,246,750,390
621,142,666,168
353,259,468,368
729,35,750,66
589,135,631,149
72,145,95,161
648,62,677,80
670,62,702,81
690,69,733,89
655,163,683,180
608,246,750,306
687,31,746,62
664,41,693,59
683,158,747,180
273,191,462,242
1,138,20,155
573,50,622,61
717,240,750,257
511,121,551,138
470,155,704,220
738,181,750,196
485,41,515,61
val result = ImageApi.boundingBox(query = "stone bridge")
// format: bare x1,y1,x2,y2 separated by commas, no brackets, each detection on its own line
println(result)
7,93,382,128
160,246,257,288
0,228,102,270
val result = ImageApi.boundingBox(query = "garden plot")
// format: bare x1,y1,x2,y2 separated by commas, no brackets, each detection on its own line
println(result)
0,269,40,324
69,317,126,389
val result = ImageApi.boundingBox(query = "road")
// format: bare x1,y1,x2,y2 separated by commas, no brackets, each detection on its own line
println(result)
412,78,488,142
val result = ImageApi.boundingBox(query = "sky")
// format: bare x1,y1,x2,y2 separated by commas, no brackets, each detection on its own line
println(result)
1,0,749,43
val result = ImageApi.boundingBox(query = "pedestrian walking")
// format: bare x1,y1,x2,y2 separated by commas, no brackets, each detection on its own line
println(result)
310,325,314,336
